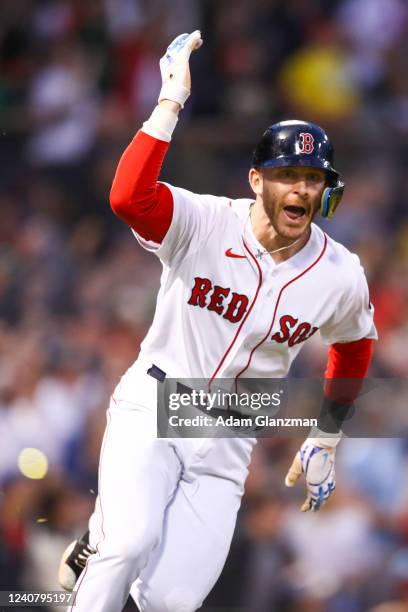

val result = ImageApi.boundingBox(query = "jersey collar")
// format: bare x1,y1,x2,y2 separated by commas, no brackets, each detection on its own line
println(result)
240,201,325,273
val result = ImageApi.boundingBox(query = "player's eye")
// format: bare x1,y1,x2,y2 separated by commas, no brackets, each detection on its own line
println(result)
308,171,324,183
281,169,296,179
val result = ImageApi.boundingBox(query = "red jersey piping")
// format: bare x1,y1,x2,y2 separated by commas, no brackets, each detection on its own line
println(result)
234,233,328,381
209,239,263,384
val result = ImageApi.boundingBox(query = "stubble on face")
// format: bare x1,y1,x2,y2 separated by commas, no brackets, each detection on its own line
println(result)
261,180,320,242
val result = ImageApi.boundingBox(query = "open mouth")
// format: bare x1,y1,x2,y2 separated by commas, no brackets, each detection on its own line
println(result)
283,205,306,220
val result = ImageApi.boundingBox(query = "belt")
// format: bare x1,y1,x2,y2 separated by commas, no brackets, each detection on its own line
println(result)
147,365,191,395
147,364,166,383
147,364,259,430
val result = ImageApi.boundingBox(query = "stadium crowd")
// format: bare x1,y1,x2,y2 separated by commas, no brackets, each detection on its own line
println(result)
1,0,408,610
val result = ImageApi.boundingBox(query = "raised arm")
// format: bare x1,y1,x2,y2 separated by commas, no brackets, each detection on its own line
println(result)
109,31,202,243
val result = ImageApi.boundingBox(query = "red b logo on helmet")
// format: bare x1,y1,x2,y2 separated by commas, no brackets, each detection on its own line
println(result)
299,132,314,154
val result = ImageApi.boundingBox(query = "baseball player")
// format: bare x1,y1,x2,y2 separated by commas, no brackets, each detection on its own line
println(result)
59,31,376,612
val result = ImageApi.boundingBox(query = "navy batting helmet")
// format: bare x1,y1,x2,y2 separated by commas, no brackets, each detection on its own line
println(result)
252,120,344,218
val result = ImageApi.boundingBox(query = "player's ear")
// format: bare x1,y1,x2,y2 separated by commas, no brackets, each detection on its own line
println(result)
249,168,263,196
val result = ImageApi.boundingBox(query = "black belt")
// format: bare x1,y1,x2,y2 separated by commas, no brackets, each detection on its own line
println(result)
147,365,191,395
147,364,166,383
147,365,260,430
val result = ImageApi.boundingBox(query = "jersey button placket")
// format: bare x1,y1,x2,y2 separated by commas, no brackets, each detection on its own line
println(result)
265,266,278,297
216,247,264,377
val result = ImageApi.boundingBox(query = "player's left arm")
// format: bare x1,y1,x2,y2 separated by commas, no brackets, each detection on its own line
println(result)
285,337,373,512
285,258,376,512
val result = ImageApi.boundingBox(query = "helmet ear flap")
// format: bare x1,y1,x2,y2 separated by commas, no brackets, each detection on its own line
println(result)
320,180,344,218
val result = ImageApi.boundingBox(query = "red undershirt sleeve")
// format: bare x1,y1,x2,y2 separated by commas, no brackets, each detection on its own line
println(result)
324,338,374,403
109,130,174,243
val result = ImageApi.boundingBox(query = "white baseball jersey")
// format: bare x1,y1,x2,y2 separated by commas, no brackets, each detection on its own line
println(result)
74,180,376,612
129,183,376,382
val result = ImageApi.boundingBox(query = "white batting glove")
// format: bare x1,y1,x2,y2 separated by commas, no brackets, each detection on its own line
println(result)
285,436,339,512
158,30,203,108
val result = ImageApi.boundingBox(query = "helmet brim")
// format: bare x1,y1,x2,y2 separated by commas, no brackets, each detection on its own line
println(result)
253,154,337,174
253,155,339,185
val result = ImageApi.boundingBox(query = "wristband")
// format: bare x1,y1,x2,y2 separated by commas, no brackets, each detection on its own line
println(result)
158,82,191,109
142,105,179,142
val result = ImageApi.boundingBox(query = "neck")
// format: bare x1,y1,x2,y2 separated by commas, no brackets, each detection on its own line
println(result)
250,199,311,263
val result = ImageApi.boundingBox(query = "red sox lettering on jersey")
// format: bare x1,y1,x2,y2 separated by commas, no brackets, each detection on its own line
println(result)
271,315,319,347
133,183,375,380
187,277,249,323
187,277,319,347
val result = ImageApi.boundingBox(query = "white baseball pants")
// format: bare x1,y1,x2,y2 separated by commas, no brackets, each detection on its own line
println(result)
70,356,254,612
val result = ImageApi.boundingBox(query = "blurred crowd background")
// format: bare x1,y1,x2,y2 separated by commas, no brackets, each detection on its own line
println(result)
1,0,408,610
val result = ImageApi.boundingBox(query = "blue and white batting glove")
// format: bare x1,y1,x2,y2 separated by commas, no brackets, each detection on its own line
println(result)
158,30,203,108
285,434,340,512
